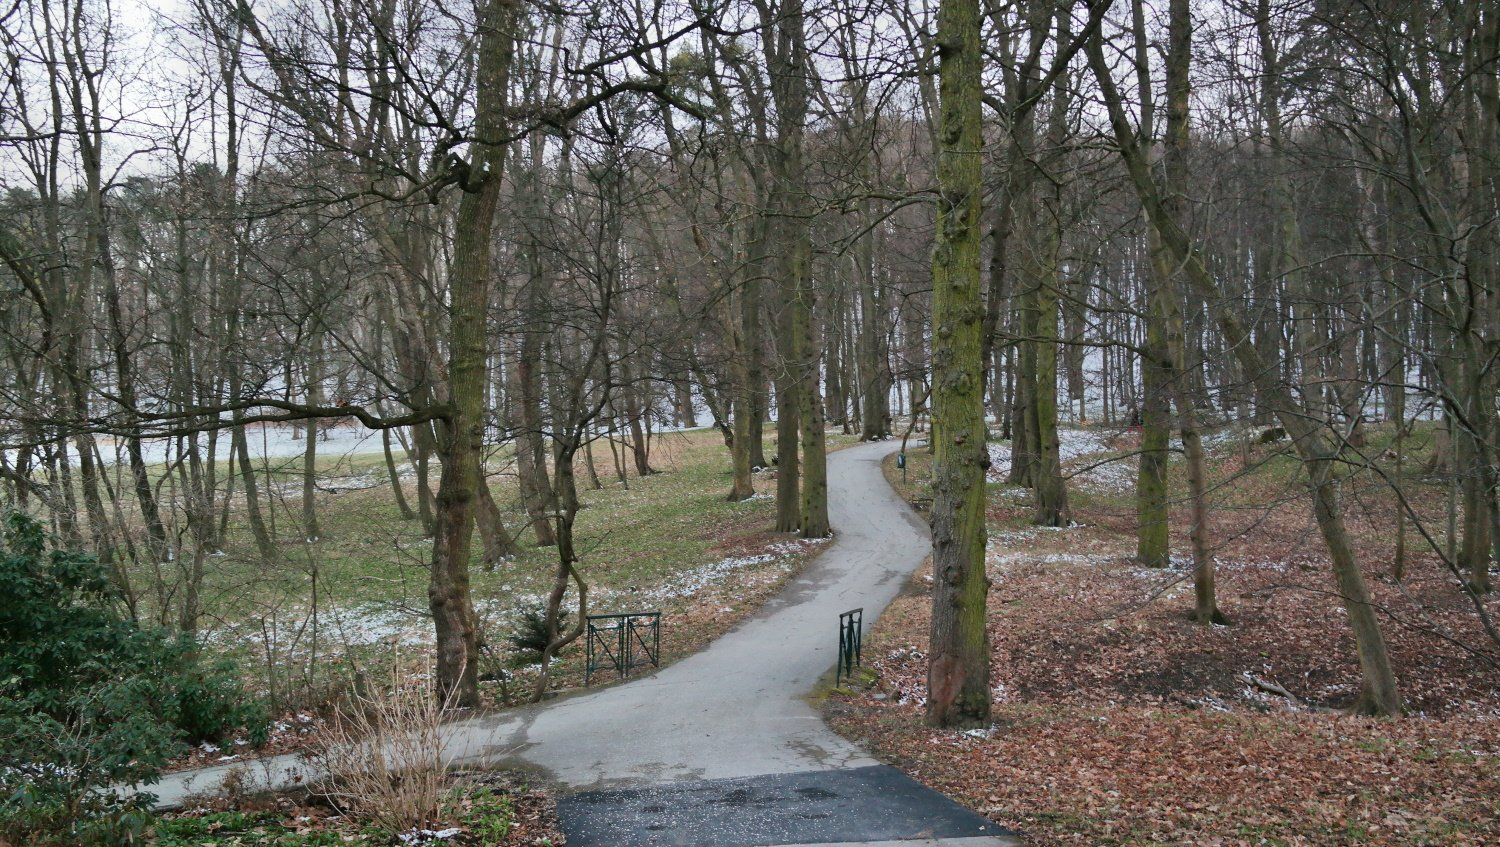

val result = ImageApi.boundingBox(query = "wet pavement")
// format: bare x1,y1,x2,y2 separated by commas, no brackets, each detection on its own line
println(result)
557,765,1017,847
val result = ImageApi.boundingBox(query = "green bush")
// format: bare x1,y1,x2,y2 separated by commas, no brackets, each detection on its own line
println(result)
506,604,569,665
0,511,267,845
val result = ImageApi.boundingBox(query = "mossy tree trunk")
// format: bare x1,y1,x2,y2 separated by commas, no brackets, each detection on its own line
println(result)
927,0,991,729
429,0,519,707
775,0,828,538
763,0,823,534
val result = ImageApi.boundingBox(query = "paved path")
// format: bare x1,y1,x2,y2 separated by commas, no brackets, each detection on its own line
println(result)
146,440,1020,845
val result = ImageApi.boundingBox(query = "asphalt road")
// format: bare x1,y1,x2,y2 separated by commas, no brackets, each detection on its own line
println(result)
143,439,1021,846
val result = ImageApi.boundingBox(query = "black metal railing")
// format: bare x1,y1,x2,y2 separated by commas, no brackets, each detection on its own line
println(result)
836,608,863,687
585,611,661,685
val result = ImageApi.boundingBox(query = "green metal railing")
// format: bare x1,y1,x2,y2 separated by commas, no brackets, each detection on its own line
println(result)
836,608,863,687
585,611,661,685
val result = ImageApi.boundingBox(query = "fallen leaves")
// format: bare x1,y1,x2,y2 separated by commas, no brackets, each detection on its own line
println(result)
835,432,1500,846
831,697,1499,846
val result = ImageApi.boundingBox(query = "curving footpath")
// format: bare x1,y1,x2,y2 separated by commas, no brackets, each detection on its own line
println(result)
145,440,1020,846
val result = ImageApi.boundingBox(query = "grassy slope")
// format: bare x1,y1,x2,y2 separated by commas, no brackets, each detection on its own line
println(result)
166,430,791,620
124,427,869,722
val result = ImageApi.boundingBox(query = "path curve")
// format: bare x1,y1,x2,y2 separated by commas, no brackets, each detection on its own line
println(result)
452,438,931,789
146,439,930,805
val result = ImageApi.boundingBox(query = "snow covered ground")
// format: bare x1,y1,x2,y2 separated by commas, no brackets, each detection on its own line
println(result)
94,423,387,468
986,427,1135,494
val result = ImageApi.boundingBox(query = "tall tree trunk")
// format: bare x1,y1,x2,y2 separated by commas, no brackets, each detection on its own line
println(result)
1136,309,1172,565
774,294,802,531
857,214,891,440
1031,52,1071,528
1032,262,1070,527
101,217,170,564
1008,290,1037,487
428,0,518,707
799,282,830,537
745,221,771,471
767,0,827,538
1132,0,1170,567
1162,0,1218,621
927,0,990,729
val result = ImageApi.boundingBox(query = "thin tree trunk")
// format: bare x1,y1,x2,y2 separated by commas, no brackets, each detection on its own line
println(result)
302,332,323,542
1133,0,1170,567
727,290,757,501
382,427,416,520
233,418,276,559
476,474,519,568
1031,55,1071,528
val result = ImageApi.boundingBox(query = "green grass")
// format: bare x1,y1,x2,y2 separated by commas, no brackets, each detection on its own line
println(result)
881,442,934,507
150,809,352,845
460,788,513,841
81,427,866,708
147,783,521,845
121,428,782,616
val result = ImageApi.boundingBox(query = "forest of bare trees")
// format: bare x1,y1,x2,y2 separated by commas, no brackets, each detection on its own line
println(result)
2,0,1497,725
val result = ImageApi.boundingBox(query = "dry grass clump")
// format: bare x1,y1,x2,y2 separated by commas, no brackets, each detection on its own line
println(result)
312,667,451,834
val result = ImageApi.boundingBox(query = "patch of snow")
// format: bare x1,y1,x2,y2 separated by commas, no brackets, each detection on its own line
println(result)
1201,427,1247,449
1069,456,1136,494
635,539,821,603
398,828,461,844
1193,695,1233,712
985,428,1144,494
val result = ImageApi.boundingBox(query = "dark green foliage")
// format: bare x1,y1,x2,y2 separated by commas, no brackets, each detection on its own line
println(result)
1257,426,1287,444
506,604,569,665
0,512,266,845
